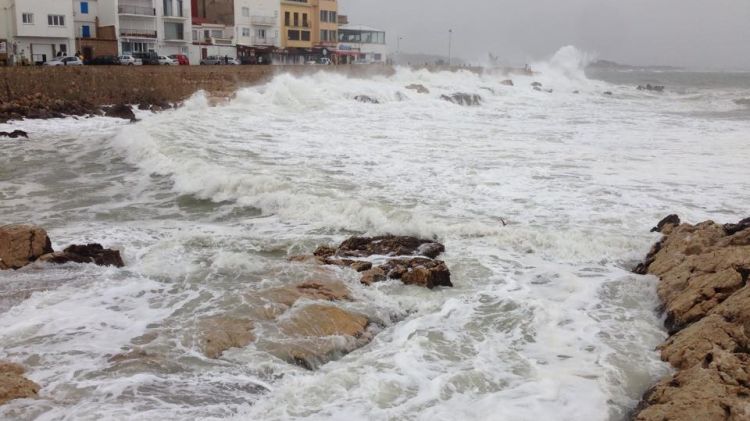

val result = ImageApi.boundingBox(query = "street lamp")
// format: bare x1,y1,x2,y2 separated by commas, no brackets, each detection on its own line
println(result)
448,29,453,66
396,36,403,64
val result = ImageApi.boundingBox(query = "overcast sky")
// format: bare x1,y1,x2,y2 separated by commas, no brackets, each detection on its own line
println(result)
339,0,750,69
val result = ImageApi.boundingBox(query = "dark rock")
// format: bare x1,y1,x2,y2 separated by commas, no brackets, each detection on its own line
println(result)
651,214,681,233
104,104,136,122
338,235,444,258
380,258,452,289
39,243,124,268
0,130,28,139
350,261,373,272
137,103,150,110
354,95,379,104
441,93,482,106
531,82,543,87
723,217,750,236
313,245,337,259
603,91,613,96
637,84,665,92
360,267,386,285
405,84,430,94
533,86,542,92
500,79,514,86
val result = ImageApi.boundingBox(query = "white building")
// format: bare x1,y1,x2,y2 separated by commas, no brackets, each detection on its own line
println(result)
0,0,75,64
337,24,386,64
234,0,279,61
98,0,191,56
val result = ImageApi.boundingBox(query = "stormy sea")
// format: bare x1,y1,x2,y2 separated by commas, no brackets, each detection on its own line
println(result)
1,47,749,420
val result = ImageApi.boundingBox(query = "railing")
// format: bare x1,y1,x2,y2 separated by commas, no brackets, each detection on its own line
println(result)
251,16,276,26
118,5,156,16
211,37,233,45
120,28,157,38
163,12,186,18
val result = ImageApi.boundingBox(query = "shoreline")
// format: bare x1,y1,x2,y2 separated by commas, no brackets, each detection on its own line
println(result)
631,216,750,420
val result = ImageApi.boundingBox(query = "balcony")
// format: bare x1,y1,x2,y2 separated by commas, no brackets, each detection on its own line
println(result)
118,5,156,16
252,36,277,45
251,16,276,26
163,12,187,19
210,36,233,45
120,28,157,38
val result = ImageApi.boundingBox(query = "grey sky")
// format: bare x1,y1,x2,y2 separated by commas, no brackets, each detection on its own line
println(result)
339,0,750,69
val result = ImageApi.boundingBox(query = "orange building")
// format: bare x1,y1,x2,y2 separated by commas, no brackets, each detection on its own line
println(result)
279,0,337,61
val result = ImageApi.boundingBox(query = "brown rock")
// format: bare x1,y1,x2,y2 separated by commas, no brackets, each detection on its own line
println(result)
0,361,40,405
313,245,337,258
350,261,373,272
405,84,430,94
199,317,255,359
651,214,681,233
360,267,386,285
0,224,53,270
659,314,749,370
380,257,453,288
337,235,445,258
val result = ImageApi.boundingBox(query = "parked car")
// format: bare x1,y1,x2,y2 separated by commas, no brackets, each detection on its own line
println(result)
158,55,177,65
133,52,160,65
85,55,121,65
306,57,333,65
200,55,238,65
168,54,190,65
119,55,143,66
43,56,83,66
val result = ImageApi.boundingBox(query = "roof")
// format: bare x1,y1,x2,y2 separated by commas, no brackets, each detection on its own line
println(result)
338,24,384,32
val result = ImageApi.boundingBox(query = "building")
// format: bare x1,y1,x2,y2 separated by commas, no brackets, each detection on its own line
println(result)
97,0,192,57
190,0,235,62
279,0,336,63
234,0,279,63
73,0,118,60
338,24,386,64
0,0,75,64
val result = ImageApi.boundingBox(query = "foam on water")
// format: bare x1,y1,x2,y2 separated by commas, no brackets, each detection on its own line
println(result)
2,46,750,420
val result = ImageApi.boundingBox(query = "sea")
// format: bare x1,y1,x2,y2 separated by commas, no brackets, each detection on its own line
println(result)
1,46,749,420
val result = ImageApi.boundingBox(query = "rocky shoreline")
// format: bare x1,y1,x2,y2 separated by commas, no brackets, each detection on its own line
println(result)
632,215,750,420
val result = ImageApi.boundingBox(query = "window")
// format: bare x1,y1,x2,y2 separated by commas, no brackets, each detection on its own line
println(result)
329,11,336,22
330,30,336,41
288,30,299,41
320,30,326,41
48,15,65,26
302,13,308,27
81,25,91,38
242,7,249,17
165,22,184,40
22,13,33,24
301,31,310,41
284,12,290,26
320,10,326,22
293,13,298,27
242,27,250,37
257,29,266,38
192,29,197,40
59,44,67,54
80,2,88,14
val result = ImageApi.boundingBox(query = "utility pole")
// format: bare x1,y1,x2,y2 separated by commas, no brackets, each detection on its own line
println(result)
448,29,453,66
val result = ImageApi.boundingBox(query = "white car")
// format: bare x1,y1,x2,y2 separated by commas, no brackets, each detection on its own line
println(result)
158,55,177,65
119,55,143,66
43,56,83,66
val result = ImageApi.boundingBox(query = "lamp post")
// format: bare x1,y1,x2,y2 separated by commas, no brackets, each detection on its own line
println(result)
448,29,453,66
396,36,403,64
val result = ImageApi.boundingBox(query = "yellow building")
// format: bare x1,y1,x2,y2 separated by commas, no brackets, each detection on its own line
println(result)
280,0,337,54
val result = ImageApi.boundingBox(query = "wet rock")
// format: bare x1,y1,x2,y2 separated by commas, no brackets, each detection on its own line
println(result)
337,235,445,258
723,217,750,236
199,317,255,359
531,82,543,87
441,93,482,106
360,267,386,285
0,224,53,270
313,245,337,259
637,84,665,92
500,79,514,86
651,214,681,233
381,258,453,289
104,104,136,122
0,130,28,139
533,86,542,92
350,261,373,272
271,304,370,369
603,91,613,96
0,361,40,405
354,95,379,104
137,103,150,110
405,84,430,94
39,243,124,268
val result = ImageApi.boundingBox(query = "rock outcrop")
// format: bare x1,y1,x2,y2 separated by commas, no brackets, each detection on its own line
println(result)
637,84,665,92
38,243,125,268
353,95,380,104
199,317,255,359
0,130,28,139
500,79,514,86
441,93,482,106
0,361,40,405
103,104,137,122
632,216,750,421
0,225,53,270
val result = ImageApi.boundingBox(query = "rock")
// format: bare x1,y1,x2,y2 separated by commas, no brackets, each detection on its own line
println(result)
38,243,124,268
723,217,750,236
260,280,352,309
441,93,482,106
199,317,255,359
531,82,543,87
137,103,150,110
313,245,337,259
659,313,748,370
405,84,430,94
350,261,373,272
0,130,28,139
354,95,379,104
104,104,136,122
337,235,445,258
0,224,53,270
651,214,681,233
271,304,370,369
379,257,453,289
500,79,514,86
603,91,613,96
0,361,40,405
533,86,542,92
360,267,386,285
637,84,665,92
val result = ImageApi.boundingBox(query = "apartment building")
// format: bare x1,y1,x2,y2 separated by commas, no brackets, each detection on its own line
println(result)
190,0,235,62
338,24,386,64
99,0,192,56
234,0,278,63
73,0,118,60
279,0,336,62
0,0,75,64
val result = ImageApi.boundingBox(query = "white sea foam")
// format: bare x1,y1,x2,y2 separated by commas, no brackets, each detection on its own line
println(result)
2,46,750,420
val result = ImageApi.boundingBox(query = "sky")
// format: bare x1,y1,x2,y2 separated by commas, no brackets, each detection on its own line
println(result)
339,0,750,70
